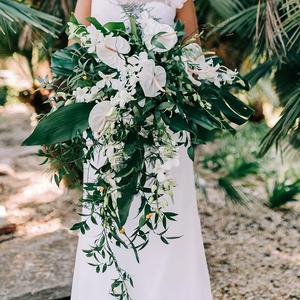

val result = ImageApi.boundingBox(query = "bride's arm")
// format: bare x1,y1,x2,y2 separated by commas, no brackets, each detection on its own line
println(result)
176,0,199,41
74,0,92,25
68,0,92,45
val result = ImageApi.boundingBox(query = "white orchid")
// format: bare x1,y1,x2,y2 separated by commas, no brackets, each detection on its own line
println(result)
139,15,177,53
128,51,149,72
182,43,203,63
88,101,114,138
139,59,166,97
96,35,131,70
111,90,134,108
96,71,123,90
221,68,238,85
81,25,104,53
184,54,222,87
73,87,89,102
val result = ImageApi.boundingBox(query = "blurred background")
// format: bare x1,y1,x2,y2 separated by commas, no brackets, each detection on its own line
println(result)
0,0,299,299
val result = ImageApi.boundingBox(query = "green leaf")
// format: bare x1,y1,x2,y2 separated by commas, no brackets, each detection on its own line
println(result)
104,21,126,32
129,16,138,39
187,145,195,161
161,112,192,133
151,32,167,49
22,103,94,146
51,44,83,77
86,17,108,34
157,102,175,111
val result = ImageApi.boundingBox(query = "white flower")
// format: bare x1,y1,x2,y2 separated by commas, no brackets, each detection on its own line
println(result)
139,16,178,52
139,59,166,97
81,25,104,53
73,87,89,102
96,71,123,90
221,68,238,85
68,22,81,39
184,55,222,87
84,86,100,102
96,35,131,70
182,43,203,63
88,101,114,138
128,51,149,72
111,90,134,108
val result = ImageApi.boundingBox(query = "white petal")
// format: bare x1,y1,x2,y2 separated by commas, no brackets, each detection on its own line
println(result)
88,101,113,138
139,60,166,97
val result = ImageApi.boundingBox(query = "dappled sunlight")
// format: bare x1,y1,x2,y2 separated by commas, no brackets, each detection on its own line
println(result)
21,218,65,239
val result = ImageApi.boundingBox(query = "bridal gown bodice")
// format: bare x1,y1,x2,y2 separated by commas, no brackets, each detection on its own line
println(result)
91,0,185,26
71,1,212,299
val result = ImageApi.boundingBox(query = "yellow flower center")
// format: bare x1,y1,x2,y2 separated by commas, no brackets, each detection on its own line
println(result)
146,213,153,220
119,227,125,234
98,186,105,193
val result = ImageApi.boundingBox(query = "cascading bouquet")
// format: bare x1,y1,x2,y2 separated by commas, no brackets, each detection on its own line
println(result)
23,10,253,300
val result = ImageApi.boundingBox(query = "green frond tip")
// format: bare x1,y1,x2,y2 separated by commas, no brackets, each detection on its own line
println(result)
0,0,62,37
268,179,300,208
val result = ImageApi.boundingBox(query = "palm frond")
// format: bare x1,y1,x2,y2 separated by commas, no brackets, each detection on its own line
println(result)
214,0,288,59
268,178,300,208
259,85,300,156
281,0,300,50
0,0,61,37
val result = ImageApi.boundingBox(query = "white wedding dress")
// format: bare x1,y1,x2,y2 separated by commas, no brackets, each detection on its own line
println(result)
71,1,212,299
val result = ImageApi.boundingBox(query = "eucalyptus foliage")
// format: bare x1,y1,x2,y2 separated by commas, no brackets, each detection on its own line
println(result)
23,12,252,299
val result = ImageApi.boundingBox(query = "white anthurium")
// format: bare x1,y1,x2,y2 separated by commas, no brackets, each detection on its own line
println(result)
73,87,89,102
140,17,178,53
96,35,131,70
88,101,114,138
139,59,166,97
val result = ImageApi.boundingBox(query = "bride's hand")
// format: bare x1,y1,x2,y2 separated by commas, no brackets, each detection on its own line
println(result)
176,0,200,43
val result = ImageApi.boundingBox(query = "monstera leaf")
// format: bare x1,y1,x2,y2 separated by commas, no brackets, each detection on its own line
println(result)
22,103,94,146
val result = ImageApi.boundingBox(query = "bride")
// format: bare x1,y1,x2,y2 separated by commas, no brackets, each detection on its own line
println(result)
71,1,212,299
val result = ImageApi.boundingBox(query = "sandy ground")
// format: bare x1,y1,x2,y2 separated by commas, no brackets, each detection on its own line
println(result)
0,103,299,299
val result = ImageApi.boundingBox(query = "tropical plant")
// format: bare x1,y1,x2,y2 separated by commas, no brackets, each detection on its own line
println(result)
196,0,300,154
268,178,300,208
0,0,61,36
